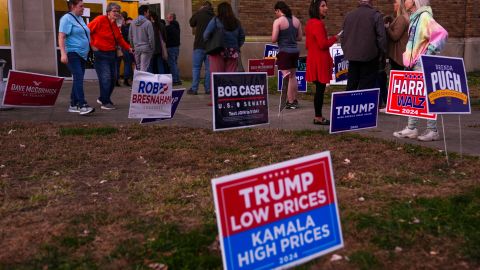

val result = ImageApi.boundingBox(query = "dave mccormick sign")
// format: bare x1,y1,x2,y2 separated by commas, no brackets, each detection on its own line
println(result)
421,55,471,114
212,151,343,270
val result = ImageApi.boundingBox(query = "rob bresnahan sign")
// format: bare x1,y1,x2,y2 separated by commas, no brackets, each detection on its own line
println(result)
212,151,344,270
129,71,172,119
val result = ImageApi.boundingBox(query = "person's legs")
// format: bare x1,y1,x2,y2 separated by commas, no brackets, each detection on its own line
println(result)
225,57,238,72
94,51,115,105
168,47,180,83
140,52,153,72
287,68,298,103
389,58,404,71
378,70,388,107
67,52,87,107
123,50,133,85
191,49,203,92
204,51,211,94
314,81,326,118
358,58,378,90
107,53,116,104
346,61,361,91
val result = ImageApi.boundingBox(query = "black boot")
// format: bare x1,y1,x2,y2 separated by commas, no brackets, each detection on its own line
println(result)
124,79,131,87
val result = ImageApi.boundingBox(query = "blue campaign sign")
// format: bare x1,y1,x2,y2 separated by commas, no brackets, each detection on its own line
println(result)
278,71,307,92
421,55,471,114
334,54,348,82
264,44,279,59
330,89,380,134
140,89,184,123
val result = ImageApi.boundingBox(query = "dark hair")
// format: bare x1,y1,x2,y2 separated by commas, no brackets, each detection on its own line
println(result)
138,5,149,16
217,2,239,31
274,1,292,18
121,11,128,20
309,0,327,19
67,0,82,11
203,1,212,8
150,11,159,24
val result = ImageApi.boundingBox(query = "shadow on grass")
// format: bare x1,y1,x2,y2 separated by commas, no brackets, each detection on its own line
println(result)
59,127,118,137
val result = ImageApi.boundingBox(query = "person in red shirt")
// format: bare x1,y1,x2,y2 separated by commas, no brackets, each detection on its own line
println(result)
305,0,340,125
88,2,132,110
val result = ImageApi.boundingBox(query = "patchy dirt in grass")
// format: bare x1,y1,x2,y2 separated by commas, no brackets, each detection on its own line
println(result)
0,123,479,269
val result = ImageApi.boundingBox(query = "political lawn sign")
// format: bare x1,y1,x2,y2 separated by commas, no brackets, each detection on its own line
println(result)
264,44,279,59
140,89,185,124
297,56,307,72
128,71,172,119
334,54,348,82
2,70,64,107
386,70,436,120
212,151,343,270
421,55,471,114
248,59,276,77
329,44,347,85
212,72,269,131
330,88,380,134
277,71,307,92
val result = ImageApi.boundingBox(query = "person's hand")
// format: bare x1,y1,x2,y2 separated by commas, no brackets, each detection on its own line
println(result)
60,53,68,64
128,48,134,54
385,23,390,28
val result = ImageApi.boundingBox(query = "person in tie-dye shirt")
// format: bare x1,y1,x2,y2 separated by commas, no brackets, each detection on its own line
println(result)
393,0,448,142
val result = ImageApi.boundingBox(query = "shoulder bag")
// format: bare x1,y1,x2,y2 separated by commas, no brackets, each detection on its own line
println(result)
205,18,224,55
108,17,124,58
68,13,95,66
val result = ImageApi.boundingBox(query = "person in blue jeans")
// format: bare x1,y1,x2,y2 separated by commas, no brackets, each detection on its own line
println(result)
58,0,94,115
188,1,214,94
166,13,181,85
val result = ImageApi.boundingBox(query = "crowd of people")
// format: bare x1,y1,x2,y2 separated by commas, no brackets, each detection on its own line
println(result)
58,0,448,141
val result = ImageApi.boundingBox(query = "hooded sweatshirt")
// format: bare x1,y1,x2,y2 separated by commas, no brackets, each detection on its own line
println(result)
128,15,155,53
403,6,448,69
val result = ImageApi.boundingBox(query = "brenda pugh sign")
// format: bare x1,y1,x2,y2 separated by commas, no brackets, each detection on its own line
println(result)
386,70,436,120
212,72,269,131
334,54,348,82
264,44,279,59
212,151,343,270
129,71,172,119
140,89,184,124
421,55,471,114
330,88,380,134
329,44,347,85
248,59,276,77
2,70,64,107
277,71,307,92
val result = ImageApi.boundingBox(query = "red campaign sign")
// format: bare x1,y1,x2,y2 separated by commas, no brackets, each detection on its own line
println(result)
248,59,276,77
386,70,436,120
2,71,64,107
213,152,337,238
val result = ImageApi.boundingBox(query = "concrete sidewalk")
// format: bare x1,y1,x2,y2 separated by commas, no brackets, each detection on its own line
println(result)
1,81,479,156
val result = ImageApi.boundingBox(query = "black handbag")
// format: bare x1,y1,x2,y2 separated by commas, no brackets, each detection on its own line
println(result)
205,18,224,55
68,13,95,66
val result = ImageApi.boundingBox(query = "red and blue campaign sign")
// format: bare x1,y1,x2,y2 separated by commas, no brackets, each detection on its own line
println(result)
421,55,471,114
330,88,380,134
140,89,184,124
264,44,279,59
2,70,64,107
386,71,436,120
212,151,343,270
212,72,269,131
334,54,348,82
278,71,307,92
248,59,276,77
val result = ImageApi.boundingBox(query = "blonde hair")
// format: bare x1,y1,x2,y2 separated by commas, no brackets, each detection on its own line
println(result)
414,0,430,8
396,0,408,18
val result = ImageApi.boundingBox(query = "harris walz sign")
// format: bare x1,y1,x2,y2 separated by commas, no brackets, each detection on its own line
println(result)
212,72,269,131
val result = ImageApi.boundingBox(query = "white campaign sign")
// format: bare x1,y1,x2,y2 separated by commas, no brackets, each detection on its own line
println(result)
128,71,172,119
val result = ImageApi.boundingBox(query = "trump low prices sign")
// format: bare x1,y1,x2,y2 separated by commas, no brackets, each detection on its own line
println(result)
129,71,172,119
330,88,380,134
212,72,269,131
277,71,307,92
2,70,64,107
386,70,436,120
212,151,343,270
421,55,471,114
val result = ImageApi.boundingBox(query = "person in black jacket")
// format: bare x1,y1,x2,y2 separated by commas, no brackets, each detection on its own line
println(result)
149,12,168,74
188,1,214,94
166,12,181,85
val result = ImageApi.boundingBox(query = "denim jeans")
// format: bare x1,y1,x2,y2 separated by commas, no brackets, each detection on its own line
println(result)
123,49,133,80
191,49,210,93
167,47,180,83
67,52,87,106
94,51,116,105
407,61,437,131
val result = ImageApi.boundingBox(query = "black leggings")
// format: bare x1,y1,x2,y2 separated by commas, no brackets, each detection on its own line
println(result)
314,81,326,117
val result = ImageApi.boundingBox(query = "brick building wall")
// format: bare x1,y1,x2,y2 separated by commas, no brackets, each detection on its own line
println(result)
236,0,479,39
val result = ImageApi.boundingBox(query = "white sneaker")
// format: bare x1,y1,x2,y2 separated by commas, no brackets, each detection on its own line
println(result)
79,105,95,115
96,99,102,105
379,108,387,113
417,130,440,141
68,105,80,113
393,127,418,139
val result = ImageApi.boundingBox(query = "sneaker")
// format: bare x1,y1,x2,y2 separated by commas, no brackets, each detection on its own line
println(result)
417,130,440,141
379,108,387,113
79,105,95,115
68,105,80,113
101,103,116,110
285,102,297,110
187,89,198,95
96,99,102,105
393,127,419,139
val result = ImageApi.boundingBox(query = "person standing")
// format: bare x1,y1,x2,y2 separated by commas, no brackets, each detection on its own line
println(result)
393,0,448,141
386,0,410,71
58,0,94,115
121,16,134,86
166,12,182,85
204,2,245,73
129,5,155,72
88,2,132,110
341,0,387,91
149,12,168,74
305,0,340,124
188,1,214,95
272,1,303,109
